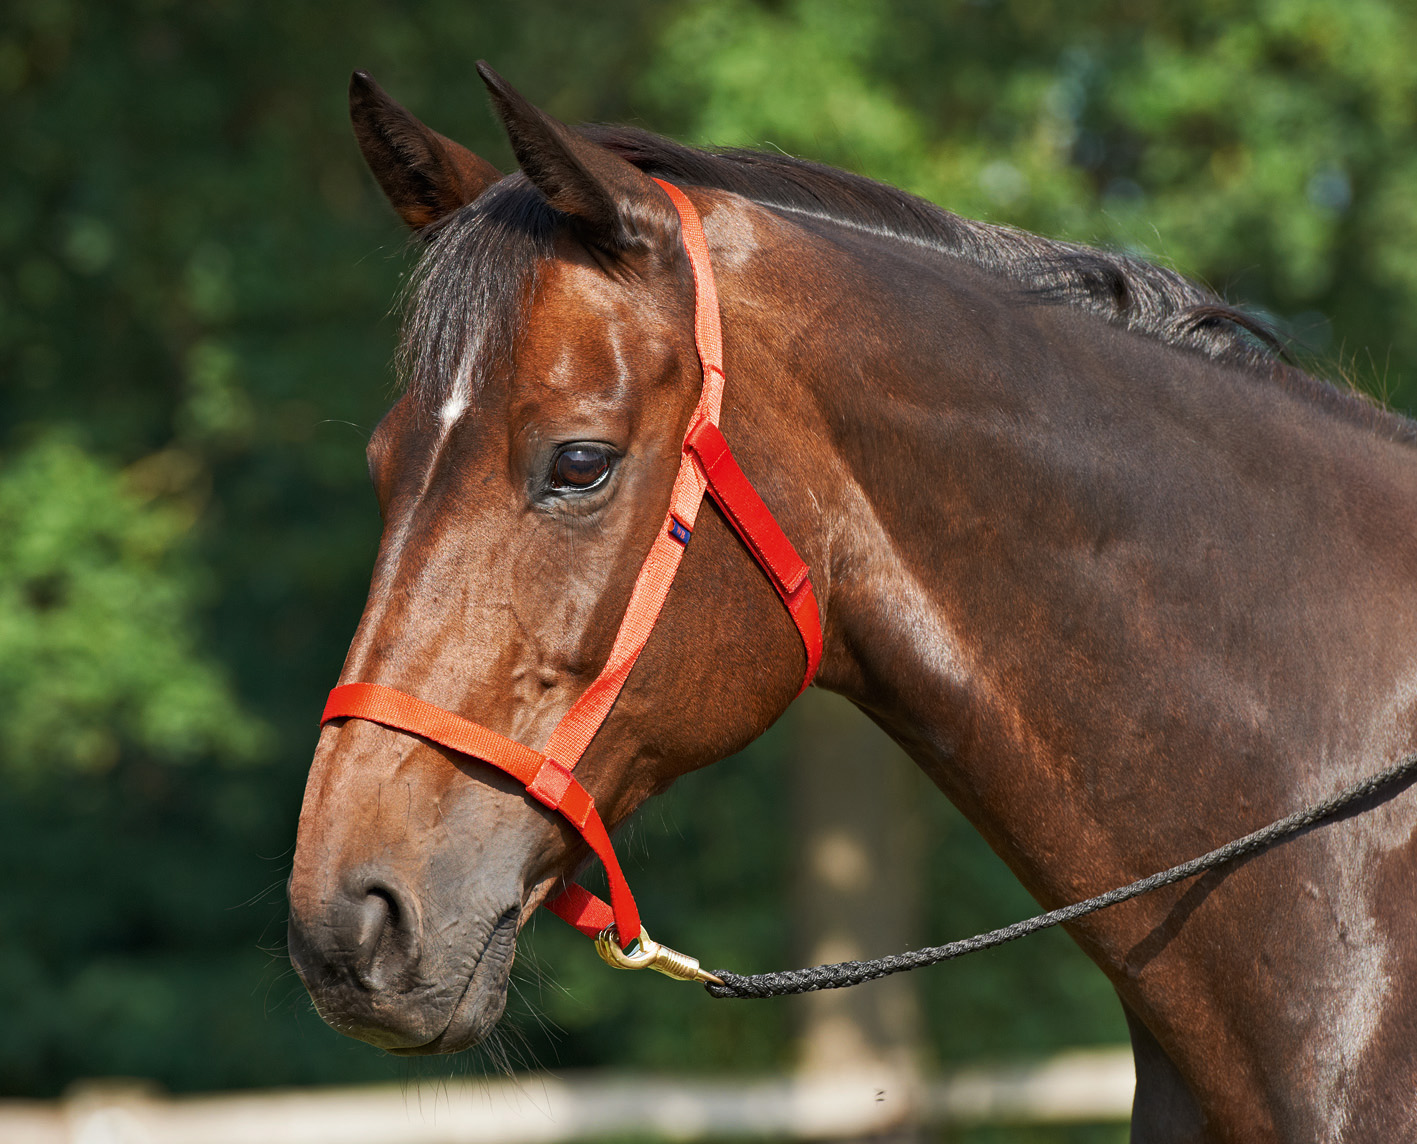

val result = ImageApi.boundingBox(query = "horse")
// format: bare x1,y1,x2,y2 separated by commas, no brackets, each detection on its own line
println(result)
287,63,1417,1142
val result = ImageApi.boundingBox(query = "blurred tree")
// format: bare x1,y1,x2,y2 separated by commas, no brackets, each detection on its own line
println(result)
789,692,925,1081
0,434,262,780
640,0,1417,409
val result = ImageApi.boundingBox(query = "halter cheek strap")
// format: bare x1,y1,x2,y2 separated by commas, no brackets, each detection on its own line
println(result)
321,179,821,968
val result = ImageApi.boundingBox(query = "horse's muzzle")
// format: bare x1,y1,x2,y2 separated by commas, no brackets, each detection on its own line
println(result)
287,865,518,1053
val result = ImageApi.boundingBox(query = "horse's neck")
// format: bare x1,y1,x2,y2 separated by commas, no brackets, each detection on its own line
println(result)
744,236,1417,899
722,212,1417,1125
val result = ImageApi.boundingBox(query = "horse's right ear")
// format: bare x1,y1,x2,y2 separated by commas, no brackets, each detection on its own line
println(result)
476,62,676,256
349,71,502,232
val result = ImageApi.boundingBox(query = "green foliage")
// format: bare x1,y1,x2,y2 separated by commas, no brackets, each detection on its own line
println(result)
4,0,1416,1107
0,434,264,778
644,0,1417,405
0,745,410,1095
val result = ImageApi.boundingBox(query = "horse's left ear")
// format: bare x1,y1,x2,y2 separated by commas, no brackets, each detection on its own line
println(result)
476,61,676,255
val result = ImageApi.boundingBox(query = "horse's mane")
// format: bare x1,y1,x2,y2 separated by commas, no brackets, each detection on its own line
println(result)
585,125,1286,367
401,124,1415,444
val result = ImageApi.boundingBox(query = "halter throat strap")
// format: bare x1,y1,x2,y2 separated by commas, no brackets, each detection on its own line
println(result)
321,179,822,952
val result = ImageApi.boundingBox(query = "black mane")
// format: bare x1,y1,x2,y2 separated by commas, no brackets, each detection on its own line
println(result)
585,125,1286,367
401,124,1414,443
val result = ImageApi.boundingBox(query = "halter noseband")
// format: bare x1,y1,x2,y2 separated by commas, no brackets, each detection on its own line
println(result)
321,180,821,982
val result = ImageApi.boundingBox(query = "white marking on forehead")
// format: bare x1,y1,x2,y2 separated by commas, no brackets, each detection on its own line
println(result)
437,342,478,430
438,388,469,427
372,338,478,581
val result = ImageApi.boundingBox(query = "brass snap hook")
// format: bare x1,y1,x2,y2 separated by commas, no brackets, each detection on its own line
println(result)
595,925,723,985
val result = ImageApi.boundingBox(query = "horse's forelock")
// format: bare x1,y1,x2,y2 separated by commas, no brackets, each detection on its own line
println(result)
398,174,557,417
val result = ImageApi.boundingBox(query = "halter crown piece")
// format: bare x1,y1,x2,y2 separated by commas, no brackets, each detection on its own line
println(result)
321,180,822,983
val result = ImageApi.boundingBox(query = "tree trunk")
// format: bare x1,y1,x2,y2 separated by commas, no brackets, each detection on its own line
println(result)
790,689,927,1120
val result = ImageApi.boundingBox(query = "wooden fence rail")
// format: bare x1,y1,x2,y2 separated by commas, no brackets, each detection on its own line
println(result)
1,1047,1133,1143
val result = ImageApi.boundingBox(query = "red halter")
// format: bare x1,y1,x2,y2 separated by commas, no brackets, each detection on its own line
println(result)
321,180,822,965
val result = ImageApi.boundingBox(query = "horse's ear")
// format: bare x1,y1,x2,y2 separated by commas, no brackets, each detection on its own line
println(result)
349,71,503,232
476,62,674,254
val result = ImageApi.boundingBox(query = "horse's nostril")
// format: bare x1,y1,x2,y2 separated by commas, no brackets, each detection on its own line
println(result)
287,869,446,1050
355,886,395,953
288,872,424,998
349,879,419,990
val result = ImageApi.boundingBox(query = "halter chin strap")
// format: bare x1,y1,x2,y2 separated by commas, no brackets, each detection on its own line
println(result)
321,179,822,969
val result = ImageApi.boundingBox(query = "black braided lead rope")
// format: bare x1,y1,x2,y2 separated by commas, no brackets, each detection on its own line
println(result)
705,750,1417,999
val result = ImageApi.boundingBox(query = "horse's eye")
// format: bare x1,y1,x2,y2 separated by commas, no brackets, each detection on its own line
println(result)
551,445,611,491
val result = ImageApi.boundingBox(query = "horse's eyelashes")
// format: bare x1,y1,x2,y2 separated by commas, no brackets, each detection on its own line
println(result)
550,444,612,491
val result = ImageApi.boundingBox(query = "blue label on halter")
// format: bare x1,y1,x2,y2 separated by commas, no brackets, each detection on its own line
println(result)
668,516,692,546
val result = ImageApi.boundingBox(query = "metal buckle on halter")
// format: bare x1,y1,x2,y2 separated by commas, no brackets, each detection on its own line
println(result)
595,925,723,985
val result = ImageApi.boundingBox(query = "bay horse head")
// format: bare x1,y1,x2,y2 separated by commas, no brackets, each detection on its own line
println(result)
287,67,818,1053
